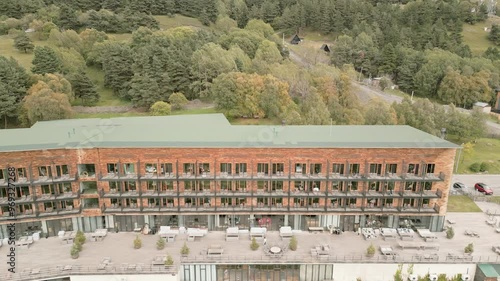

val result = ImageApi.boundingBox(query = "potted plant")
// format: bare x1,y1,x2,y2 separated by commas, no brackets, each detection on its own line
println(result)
70,244,80,259
250,237,259,251
73,241,82,252
464,243,474,254
156,237,165,250
180,242,190,256
289,236,298,251
75,230,86,244
366,243,375,257
133,235,142,249
165,254,174,266
446,227,454,239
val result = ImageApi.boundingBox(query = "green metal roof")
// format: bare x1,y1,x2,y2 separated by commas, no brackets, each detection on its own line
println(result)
0,114,459,152
478,264,500,277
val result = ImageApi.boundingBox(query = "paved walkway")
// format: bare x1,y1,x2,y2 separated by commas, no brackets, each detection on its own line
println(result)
1,211,499,279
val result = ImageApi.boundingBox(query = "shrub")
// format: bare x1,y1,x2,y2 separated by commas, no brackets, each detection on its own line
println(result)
156,236,165,250
75,230,86,244
150,101,171,116
446,227,454,239
479,162,489,172
168,92,189,110
70,244,80,259
180,242,190,255
469,162,480,172
250,237,259,251
366,243,375,257
133,235,142,249
165,254,174,265
73,241,82,251
289,236,297,251
464,242,474,254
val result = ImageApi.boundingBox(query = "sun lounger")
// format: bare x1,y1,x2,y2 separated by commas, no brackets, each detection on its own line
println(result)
280,226,293,239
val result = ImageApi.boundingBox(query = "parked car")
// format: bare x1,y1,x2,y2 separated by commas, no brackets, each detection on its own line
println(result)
474,183,493,195
453,182,467,189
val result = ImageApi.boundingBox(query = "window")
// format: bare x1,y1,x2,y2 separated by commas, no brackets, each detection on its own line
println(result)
56,183,72,193
184,181,195,191
109,181,120,191
80,182,97,194
183,163,195,174
160,163,173,174
257,163,269,174
308,181,320,191
407,164,419,175
38,165,52,177
385,164,397,174
295,163,306,174
17,168,27,179
271,181,283,191
235,181,246,191
369,182,380,191
220,181,231,191
198,180,210,191
198,163,210,174
257,181,268,191
41,184,54,195
145,163,157,174
347,181,358,191
0,169,4,181
220,163,232,174
331,163,344,174
405,182,417,191
293,181,305,191
55,165,69,177
221,198,233,205
272,163,284,174
423,182,432,191
123,163,135,174
147,181,156,191
235,163,247,174
77,164,96,177
425,164,435,174
159,181,173,191
348,164,360,175
124,181,136,192
310,163,322,174
369,164,382,175
331,181,343,191
107,163,118,174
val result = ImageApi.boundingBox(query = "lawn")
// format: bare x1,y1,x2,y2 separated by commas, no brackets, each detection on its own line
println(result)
446,195,482,212
155,15,206,30
86,67,131,107
0,35,35,69
74,112,148,119
230,118,282,125
451,137,500,174
462,16,500,55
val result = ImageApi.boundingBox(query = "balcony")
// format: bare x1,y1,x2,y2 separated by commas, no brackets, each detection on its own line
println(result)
218,189,249,196
14,177,31,185
255,172,270,179
57,205,81,215
400,190,422,197
36,193,57,202
330,173,348,180
159,203,176,211
363,204,383,212
53,173,77,182
0,209,36,221
0,179,6,187
55,191,80,200
140,172,176,180
423,189,442,198
271,172,288,179
99,188,139,197
121,204,141,212
401,172,445,181
121,189,139,197
100,172,138,181
232,172,251,179
364,190,386,197
141,189,176,197
364,173,401,181
16,195,35,203
345,204,363,212
33,176,52,184
327,189,346,197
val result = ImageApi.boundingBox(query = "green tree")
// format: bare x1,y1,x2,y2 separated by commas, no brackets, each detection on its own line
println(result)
254,40,282,64
0,56,31,128
156,236,165,250
378,43,396,75
168,92,189,110
14,33,34,53
150,101,172,116
129,74,162,108
300,90,330,125
31,46,63,75
245,19,274,38
364,98,397,125
67,69,99,106
133,235,142,249
331,35,354,67
22,82,73,125
32,73,74,102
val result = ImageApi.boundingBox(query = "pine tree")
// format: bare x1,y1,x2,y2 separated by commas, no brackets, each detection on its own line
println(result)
0,56,31,128
14,33,34,53
31,46,63,74
129,74,162,107
68,69,99,106
57,4,80,30
489,24,500,45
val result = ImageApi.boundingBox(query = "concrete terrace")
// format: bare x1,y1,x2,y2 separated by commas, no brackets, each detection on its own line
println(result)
2,202,500,281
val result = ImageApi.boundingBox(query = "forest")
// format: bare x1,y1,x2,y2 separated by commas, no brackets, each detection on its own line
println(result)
0,0,497,142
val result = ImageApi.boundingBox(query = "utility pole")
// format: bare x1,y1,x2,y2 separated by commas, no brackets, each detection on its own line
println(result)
411,91,414,102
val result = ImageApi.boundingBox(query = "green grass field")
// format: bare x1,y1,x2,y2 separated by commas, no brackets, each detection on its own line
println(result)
86,67,131,106
155,15,206,30
451,137,500,174
446,195,482,212
462,16,500,55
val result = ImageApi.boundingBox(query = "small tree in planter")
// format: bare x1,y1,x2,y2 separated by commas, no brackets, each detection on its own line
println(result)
366,243,375,257
156,237,166,250
289,236,298,251
70,244,80,259
133,235,142,249
464,243,474,254
165,254,174,266
180,242,190,256
250,237,259,251
73,241,83,252
446,227,454,239
75,230,86,244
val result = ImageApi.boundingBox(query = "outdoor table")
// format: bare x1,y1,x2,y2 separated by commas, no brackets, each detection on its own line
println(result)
270,246,282,254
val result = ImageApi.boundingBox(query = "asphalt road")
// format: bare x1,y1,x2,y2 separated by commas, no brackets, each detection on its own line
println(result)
451,174,500,195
